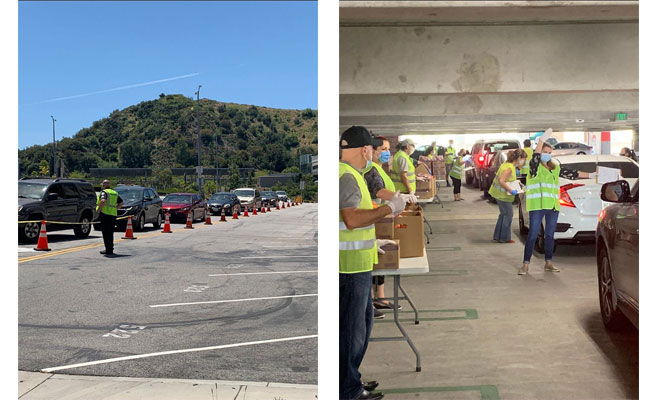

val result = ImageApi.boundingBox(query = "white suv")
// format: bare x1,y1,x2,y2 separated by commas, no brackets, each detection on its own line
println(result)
232,188,262,212
518,155,638,253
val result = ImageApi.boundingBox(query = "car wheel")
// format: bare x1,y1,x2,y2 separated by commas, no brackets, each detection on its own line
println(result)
74,214,92,238
577,151,586,155
135,213,145,232
597,246,631,330
518,202,529,235
153,212,162,229
20,220,41,243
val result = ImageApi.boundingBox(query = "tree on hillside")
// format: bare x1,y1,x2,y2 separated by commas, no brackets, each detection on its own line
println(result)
226,162,242,191
119,139,151,168
39,160,50,176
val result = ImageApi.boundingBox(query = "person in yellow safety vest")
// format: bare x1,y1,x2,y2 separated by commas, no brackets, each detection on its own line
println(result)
489,149,528,244
96,179,123,256
519,129,596,275
449,149,470,201
339,126,407,400
391,138,417,195
362,135,417,321
521,139,533,185
444,139,456,187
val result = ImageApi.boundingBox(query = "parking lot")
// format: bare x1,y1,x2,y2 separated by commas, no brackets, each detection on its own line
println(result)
362,186,638,400
18,204,318,385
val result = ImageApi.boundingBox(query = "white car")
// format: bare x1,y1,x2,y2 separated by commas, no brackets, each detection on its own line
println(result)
231,188,262,212
518,155,638,253
551,142,594,156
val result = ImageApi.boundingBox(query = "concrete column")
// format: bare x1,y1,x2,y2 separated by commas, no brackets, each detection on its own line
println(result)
600,131,611,155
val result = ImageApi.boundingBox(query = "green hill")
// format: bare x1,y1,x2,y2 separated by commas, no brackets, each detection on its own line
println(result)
18,93,318,176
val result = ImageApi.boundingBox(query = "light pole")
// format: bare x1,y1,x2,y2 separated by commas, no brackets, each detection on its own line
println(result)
51,115,57,177
195,85,202,195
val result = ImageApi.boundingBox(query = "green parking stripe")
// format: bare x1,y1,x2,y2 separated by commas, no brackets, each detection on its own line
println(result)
380,385,500,400
374,309,478,323
426,246,461,252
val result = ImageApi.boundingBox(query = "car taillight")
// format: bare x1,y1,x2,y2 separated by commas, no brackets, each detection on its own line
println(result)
558,183,584,208
478,155,485,163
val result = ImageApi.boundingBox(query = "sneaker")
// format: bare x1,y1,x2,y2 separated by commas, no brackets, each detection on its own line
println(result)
362,381,379,392
374,299,402,310
544,262,560,272
518,263,529,275
100,250,114,255
373,308,385,319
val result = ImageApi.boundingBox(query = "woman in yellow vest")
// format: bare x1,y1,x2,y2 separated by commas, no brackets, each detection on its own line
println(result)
520,139,533,185
520,129,595,275
391,139,417,194
449,149,470,201
444,139,455,187
489,149,527,243
363,136,416,319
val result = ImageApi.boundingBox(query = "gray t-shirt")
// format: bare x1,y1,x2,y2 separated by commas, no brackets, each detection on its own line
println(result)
339,162,363,210
396,155,409,173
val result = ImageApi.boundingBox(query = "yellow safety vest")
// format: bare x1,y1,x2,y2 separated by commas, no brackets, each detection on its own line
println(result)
97,189,118,216
445,146,456,164
339,162,378,274
449,156,464,179
522,147,533,175
363,162,395,193
488,162,516,202
526,163,561,211
391,150,416,193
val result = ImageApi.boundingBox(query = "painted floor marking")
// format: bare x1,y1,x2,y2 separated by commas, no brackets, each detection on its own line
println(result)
375,309,478,324
41,334,318,373
208,271,317,277
380,385,500,400
149,293,318,308
240,255,318,259
18,248,36,253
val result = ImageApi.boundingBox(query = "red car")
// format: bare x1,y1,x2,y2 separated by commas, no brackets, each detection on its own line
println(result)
161,193,207,222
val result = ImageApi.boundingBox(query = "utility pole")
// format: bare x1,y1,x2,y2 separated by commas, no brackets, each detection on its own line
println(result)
51,115,57,177
214,132,218,185
195,85,202,195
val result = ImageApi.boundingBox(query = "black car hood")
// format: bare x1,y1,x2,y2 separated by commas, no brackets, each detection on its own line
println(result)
18,197,40,207
121,199,142,208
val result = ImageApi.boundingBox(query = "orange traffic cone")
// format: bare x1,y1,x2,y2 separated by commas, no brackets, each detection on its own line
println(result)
267,205,271,212
261,206,266,213
122,217,136,239
220,209,227,222
34,220,51,251
252,207,258,216
243,208,249,217
204,207,212,225
185,210,194,229
232,209,239,220
162,213,172,233
276,202,280,210
283,202,286,209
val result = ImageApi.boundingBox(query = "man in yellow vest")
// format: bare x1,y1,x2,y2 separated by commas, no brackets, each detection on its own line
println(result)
444,139,456,187
96,180,123,256
340,126,407,400
391,138,417,194
521,139,533,185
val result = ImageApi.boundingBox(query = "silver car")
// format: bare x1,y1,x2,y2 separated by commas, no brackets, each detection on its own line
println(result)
551,142,594,156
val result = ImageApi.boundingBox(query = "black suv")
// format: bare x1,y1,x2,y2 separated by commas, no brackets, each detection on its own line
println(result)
467,139,521,189
94,185,163,232
18,178,97,243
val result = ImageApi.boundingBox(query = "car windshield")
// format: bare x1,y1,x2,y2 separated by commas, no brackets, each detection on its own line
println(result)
485,141,519,152
211,194,232,202
18,182,48,199
163,194,192,204
116,189,143,202
234,190,254,197
276,191,286,195
263,191,275,196
559,161,639,179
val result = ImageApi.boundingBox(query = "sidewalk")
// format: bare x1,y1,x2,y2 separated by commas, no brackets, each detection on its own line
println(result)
19,371,318,400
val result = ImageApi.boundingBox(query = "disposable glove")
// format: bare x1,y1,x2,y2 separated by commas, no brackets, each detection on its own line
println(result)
386,192,407,216
539,128,553,143
377,239,397,254
402,193,418,204
510,189,518,196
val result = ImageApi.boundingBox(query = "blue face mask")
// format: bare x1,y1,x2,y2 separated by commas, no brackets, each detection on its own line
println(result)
540,153,552,163
378,150,391,163
365,160,372,169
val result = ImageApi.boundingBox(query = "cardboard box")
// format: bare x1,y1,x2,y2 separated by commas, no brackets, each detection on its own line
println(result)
393,211,425,258
404,203,423,213
415,163,431,176
416,176,432,192
375,214,395,239
416,176,436,199
373,239,400,270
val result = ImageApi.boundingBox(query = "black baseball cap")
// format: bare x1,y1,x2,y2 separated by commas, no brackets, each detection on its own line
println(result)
340,126,373,149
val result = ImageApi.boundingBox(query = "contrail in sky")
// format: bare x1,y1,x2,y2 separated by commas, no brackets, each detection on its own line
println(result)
26,72,201,105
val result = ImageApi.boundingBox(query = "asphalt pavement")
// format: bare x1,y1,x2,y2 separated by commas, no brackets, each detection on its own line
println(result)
18,204,318,389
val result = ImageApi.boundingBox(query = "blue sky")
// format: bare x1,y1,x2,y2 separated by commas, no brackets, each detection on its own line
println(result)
18,1,318,148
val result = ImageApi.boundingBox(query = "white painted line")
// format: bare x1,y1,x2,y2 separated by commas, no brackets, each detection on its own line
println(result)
41,334,318,373
240,255,318,259
208,271,317,277
18,247,36,253
149,293,318,308
261,245,317,249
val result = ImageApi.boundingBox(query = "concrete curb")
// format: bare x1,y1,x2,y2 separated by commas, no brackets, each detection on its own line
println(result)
19,371,318,400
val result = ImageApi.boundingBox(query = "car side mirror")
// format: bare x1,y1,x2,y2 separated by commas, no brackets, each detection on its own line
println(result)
601,180,630,203
47,193,59,201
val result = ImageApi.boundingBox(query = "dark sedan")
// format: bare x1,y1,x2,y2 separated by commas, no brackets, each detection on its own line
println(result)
112,185,163,231
261,191,279,207
162,193,207,222
208,192,241,215
596,179,638,330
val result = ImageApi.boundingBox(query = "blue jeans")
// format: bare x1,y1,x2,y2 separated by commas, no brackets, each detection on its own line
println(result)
339,271,374,400
523,209,559,263
493,199,514,242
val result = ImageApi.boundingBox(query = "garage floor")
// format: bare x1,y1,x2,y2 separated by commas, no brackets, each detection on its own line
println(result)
362,183,638,400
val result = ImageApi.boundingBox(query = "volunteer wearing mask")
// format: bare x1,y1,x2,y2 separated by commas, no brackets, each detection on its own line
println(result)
449,149,470,201
339,126,406,400
363,135,417,319
391,139,417,195
489,149,527,243
444,139,455,187
520,129,595,275
619,147,638,162
521,139,533,185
